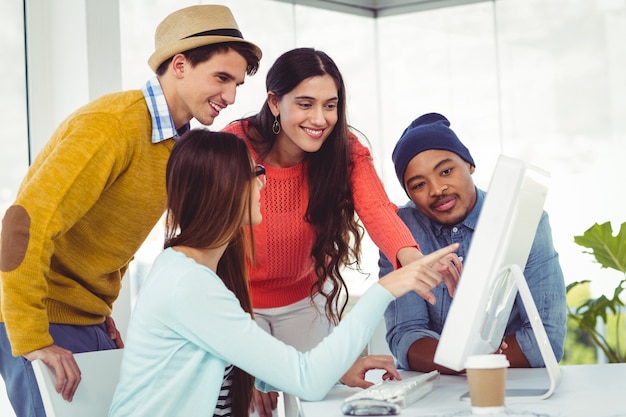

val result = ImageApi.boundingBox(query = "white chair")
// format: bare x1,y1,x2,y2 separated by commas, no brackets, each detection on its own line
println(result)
31,348,123,417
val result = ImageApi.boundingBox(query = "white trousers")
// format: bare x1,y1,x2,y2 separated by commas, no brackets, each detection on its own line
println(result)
251,291,337,417
253,290,335,351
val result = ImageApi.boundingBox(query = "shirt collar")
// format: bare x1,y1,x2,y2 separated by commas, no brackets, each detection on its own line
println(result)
463,187,484,229
142,77,190,143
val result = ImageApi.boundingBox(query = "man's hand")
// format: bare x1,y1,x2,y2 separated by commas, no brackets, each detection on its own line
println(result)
501,335,530,367
340,355,401,388
23,345,81,401
105,316,124,348
250,388,278,417
433,252,462,298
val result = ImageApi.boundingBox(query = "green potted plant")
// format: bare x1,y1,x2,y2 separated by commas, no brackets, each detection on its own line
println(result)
566,221,626,363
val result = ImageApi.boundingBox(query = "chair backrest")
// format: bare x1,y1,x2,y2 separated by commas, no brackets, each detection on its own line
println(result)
32,348,124,417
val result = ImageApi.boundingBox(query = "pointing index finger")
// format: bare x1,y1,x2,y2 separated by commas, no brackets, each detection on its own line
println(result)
420,243,460,265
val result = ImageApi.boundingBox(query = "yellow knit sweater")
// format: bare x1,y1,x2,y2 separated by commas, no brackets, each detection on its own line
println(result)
0,90,175,355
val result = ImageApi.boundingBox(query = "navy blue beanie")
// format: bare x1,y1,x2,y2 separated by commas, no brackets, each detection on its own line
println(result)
392,113,475,188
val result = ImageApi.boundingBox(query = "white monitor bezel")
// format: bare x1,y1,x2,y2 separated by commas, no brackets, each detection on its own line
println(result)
433,154,561,400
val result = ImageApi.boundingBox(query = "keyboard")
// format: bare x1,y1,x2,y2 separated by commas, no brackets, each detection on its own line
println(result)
341,370,440,416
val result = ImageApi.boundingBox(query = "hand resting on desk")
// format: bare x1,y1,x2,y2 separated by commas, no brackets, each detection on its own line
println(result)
340,355,401,388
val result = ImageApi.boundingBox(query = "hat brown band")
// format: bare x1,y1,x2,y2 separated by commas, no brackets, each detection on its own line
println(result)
183,28,243,40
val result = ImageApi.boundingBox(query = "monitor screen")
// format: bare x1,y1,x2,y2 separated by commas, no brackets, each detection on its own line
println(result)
433,154,561,400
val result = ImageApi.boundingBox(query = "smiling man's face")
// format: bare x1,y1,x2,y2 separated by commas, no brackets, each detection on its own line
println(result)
403,149,477,226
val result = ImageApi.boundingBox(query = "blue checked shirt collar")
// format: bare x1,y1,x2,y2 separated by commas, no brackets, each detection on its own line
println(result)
142,77,189,143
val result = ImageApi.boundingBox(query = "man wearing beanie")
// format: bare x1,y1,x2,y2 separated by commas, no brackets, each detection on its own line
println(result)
380,113,566,374
0,6,261,416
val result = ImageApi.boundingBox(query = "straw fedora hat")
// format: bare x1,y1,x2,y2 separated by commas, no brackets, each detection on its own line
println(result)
148,5,262,72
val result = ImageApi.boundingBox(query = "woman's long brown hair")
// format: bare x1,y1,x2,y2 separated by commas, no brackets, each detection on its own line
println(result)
164,129,256,417
233,48,364,324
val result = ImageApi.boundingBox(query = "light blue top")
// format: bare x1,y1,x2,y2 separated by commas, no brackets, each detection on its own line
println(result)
109,248,394,417
379,188,566,369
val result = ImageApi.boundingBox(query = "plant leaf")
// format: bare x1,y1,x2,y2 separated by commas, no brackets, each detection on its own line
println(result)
574,222,626,273
566,280,591,293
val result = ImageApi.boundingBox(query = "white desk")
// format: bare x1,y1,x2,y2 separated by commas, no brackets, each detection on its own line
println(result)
299,364,626,417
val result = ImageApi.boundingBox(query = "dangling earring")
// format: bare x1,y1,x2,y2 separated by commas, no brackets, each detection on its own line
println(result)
272,115,281,135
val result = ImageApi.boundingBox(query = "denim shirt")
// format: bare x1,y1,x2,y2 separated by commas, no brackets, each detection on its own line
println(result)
379,188,566,369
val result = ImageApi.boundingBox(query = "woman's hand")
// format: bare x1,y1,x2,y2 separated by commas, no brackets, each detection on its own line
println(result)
339,355,401,388
380,243,460,302
250,388,278,417
397,246,462,301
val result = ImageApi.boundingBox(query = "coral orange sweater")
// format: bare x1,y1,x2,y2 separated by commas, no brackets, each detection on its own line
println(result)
222,121,418,308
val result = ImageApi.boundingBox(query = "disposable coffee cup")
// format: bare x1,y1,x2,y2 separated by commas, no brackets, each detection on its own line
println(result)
465,354,510,415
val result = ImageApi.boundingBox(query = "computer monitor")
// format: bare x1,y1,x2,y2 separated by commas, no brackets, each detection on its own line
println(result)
433,154,561,400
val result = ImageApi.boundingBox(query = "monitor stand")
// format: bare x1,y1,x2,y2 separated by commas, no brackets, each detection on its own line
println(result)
461,263,561,401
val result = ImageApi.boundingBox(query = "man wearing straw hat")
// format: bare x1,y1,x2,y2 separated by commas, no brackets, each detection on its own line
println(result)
0,5,261,416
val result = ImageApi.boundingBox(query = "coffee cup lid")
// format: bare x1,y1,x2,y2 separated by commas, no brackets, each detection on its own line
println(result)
465,354,510,369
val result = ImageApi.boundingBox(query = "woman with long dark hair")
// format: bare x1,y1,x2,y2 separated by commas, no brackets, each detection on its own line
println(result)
109,129,458,417
222,48,462,415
